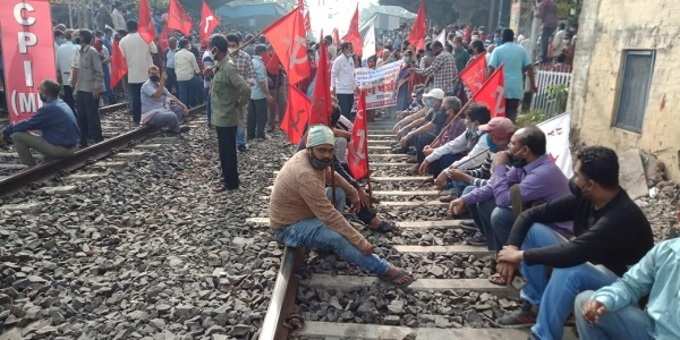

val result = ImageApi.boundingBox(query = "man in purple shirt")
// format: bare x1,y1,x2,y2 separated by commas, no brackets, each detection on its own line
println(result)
450,125,571,251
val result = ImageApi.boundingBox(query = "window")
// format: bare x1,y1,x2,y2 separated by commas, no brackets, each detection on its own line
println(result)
613,50,655,133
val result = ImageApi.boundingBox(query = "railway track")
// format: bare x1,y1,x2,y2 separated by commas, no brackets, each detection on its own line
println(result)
257,118,578,340
0,103,205,198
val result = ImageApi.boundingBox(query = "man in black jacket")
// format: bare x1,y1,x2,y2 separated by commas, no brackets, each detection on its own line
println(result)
494,146,654,340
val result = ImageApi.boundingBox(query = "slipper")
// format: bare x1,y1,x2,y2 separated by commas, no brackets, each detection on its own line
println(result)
488,273,507,286
383,268,416,287
369,221,396,233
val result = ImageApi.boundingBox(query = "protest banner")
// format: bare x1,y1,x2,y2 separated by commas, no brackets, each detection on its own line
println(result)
354,60,403,110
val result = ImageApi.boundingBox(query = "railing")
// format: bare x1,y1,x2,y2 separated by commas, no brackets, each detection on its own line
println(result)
530,66,572,117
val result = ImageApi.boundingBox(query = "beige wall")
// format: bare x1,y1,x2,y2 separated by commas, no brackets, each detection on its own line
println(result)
569,0,680,180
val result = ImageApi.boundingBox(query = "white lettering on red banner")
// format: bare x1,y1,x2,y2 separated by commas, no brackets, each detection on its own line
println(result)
1,0,57,123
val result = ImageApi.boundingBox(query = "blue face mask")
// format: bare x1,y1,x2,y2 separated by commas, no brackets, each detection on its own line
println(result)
486,134,499,153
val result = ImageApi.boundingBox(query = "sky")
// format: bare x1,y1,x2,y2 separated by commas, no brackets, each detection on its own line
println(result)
307,0,378,38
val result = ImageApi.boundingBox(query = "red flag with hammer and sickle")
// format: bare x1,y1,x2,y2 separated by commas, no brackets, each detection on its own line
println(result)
200,1,220,47
167,0,193,36
348,91,369,180
309,39,332,126
262,7,311,85
138,0,155,43
281,86,311,144
472,66,505,117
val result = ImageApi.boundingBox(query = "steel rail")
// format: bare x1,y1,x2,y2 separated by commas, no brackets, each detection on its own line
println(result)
0,104,205,197
259,247,304,340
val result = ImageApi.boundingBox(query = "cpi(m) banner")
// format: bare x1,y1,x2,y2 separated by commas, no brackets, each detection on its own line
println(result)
1,0,57,123
538,112,574,178
354,60,403,110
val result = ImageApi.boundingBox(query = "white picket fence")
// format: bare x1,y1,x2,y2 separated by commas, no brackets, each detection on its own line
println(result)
530,67,572,116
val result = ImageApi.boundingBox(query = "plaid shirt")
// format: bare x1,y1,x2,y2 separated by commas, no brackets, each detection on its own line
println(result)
229,50,255,82
420,51,457,94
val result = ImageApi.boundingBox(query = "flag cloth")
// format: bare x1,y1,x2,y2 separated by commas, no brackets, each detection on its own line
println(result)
537,112,573,178
342,5,362,56
348,91,369,180
158,25,170,51
309,40,332,126
298,0,311,33
110,40,127,88
262,7,311,85
167,0,193,36
281,86,311,144
200,1,220,46
459,53,487,95
361,20,376,62
138,0,155,43
472,66,505,117
408,0,427,50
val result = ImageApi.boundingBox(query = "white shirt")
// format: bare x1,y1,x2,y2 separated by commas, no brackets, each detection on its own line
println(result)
56,41,79,86
331,54,356,94
111,9,126,31
119,32,158,84
174,49,200,82
166,48,177,69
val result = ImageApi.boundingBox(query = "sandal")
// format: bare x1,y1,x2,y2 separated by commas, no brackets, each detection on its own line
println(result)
383,268,416,287
369,221,396,233
488,273,508,286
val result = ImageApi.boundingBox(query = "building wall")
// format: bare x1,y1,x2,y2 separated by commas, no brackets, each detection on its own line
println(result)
569,0,680,180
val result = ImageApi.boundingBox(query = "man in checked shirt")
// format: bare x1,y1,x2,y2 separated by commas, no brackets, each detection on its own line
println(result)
226,33,256,153
411,41,458,96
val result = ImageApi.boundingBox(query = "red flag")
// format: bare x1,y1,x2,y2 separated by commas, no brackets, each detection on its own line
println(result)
408,0,427,50
138,0,155,43
459,53,487,95
110,40,128,88
472,66,505,117
158,25,170,52
167,0,193,36
281,86,311,144
309,40,332,126
348,92,369,180
200,1,220,46
297,0,311,33
262,8,311,85
342,5,362,56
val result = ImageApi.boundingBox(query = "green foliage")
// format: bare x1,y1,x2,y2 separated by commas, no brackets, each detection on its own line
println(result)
516,110,548,127
546,84,569,114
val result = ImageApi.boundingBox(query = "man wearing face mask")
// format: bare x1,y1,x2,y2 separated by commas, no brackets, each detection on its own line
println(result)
140,66,190,134
1,80,79,166
419,104,491,178
493,146,654,340
225,33,256,153
331,42,357,121
411,41,457,95
393,89,446,154
270,125,415,287
71,29,104,147
450,126,571,251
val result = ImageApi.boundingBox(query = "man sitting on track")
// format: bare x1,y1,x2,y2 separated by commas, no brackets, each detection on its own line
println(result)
1,80,80,166
140,65,190,134
270,125,414,286
450,126,571,251
494,146,654,340
391,88,439,142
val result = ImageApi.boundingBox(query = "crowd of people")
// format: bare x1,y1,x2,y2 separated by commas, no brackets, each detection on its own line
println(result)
0,3,676,339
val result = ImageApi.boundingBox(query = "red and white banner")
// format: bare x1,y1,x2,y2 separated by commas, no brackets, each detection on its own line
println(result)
0,0,57,124
354,60,404,110
538,112,573,178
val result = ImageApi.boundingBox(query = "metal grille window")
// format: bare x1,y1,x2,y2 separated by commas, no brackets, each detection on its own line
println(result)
613,50,656,133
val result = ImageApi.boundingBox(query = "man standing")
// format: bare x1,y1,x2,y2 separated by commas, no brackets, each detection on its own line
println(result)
165,37,178,95
536,0,559,63
111,2,127,32
119,20,158,125
412,41,457,96
56,30,79,112
1,81,79,166
271,125,414,286
248,44,273,141
488,29,537,121
452,36,470,73
72,29,104,147
174,38,201,107
331,42,357,121
209,34,251,192
226,34,255,153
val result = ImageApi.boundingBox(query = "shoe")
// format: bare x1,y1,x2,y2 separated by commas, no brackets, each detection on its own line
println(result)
178,126,191,134
458,220,479,232
496,301,537,328
439,195,455,203
238,145,248,153
465,232,487,247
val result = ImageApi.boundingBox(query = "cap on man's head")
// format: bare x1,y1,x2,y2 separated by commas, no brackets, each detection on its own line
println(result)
479,117,515,135
306,125,335,148
423,88,445,101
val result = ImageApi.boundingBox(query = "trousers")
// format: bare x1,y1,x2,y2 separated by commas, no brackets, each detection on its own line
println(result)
216,126,239,189
10,132,76,166
75,91,103,146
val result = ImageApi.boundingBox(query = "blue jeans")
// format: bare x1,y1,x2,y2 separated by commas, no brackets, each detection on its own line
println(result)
274,187,390,276
177,80,193,107
204,87,212,126
237,127,246,147
463,185,496,249
521,224,620,340
574,291,654,340
489,207,515,251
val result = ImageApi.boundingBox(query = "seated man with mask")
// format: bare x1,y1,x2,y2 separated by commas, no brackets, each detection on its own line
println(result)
494,146,654,340
140,65,190,134
393,89,446,141
270,125,414,286
449,126,571,251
